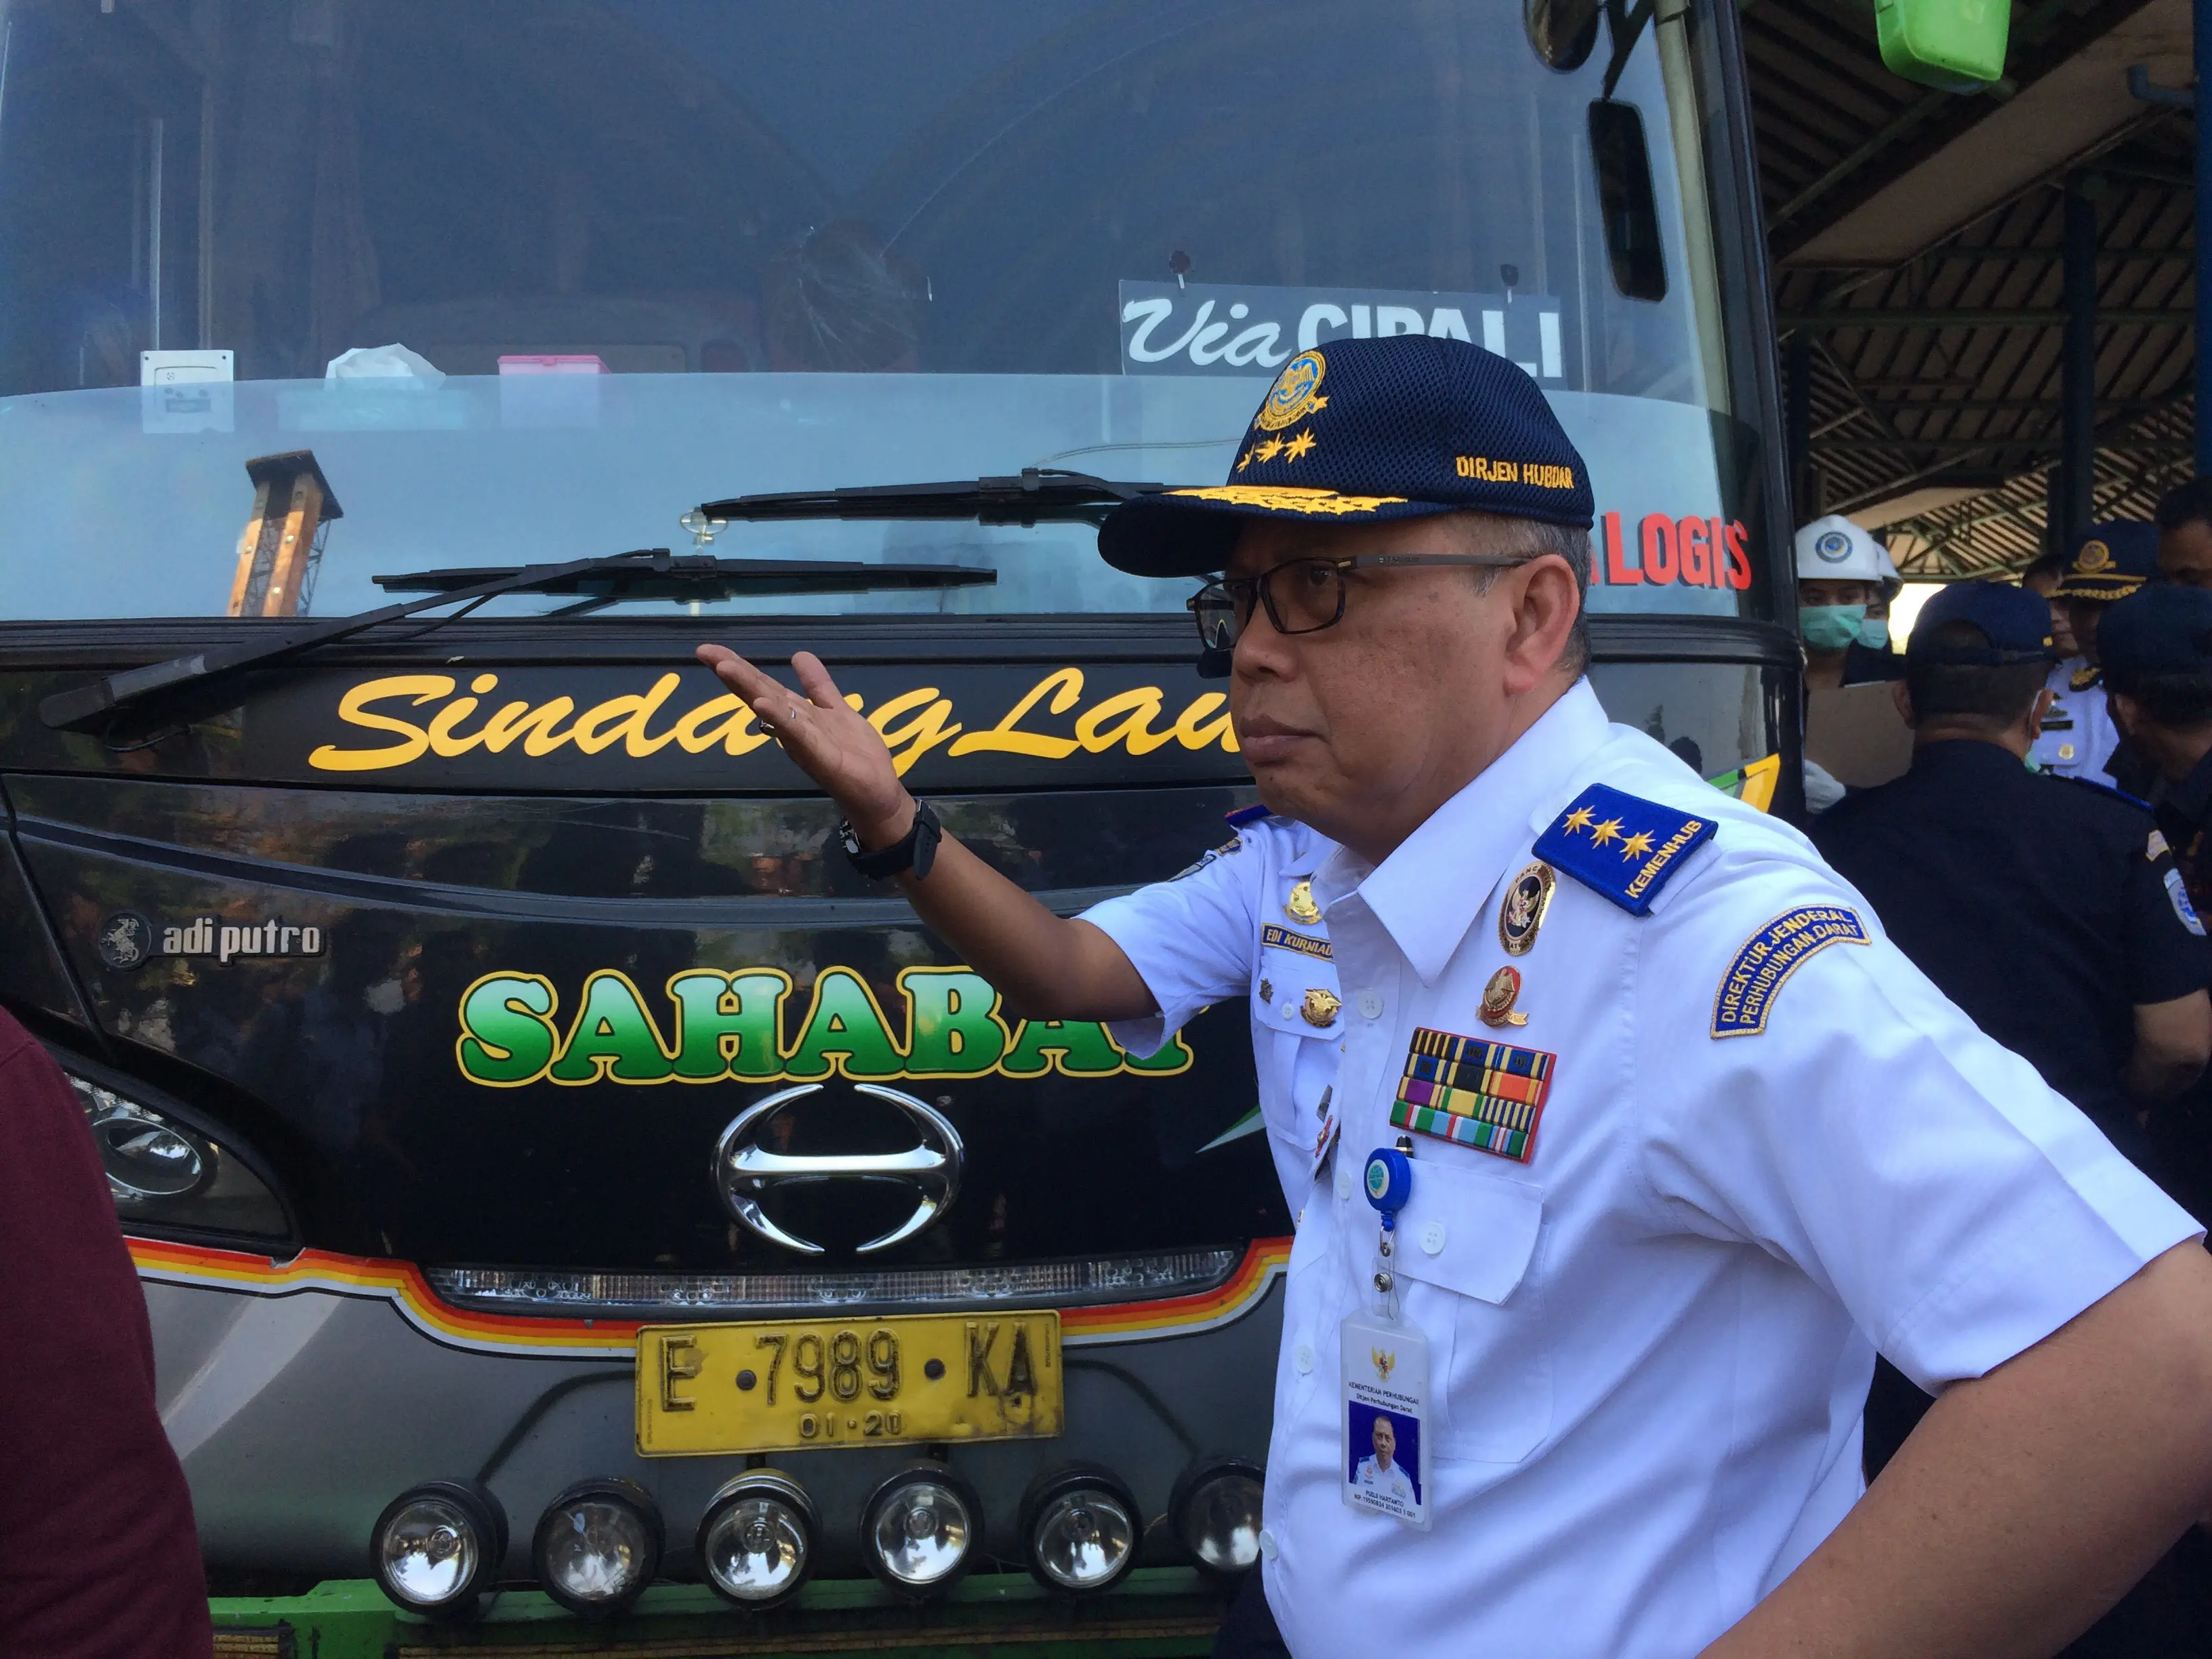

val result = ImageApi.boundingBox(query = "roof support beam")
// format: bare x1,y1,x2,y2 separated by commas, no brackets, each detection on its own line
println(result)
1778,307,2191,329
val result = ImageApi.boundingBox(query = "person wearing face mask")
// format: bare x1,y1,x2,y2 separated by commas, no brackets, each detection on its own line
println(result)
1795,516,1902,814
2031,522,2158,783
1864,537,1903,652
1795,516,1904,692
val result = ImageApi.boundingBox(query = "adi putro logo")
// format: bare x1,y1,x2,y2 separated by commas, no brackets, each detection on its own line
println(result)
456,966,1193,1088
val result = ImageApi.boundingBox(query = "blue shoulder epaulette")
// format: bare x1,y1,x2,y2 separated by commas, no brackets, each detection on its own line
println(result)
2051,772,2152,811
1223,803,1273,827
1531,782,1718,917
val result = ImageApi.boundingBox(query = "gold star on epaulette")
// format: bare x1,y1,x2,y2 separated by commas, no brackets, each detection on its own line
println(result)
1618,830,1654,859
1561,806,1596,835
1590,818,1623,846
1282,428,1317,462
1254,436,1286,463
2070,665,2102,692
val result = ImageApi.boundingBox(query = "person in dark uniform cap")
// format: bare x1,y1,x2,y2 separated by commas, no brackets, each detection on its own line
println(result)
1811,577,2212,1656
2104,581,2212,907
1815,577,2212,1164
2032,521,2158,782
2104,581,2212,1227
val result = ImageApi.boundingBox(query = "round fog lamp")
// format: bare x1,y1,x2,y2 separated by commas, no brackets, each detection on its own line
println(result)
1171,1458,1264,1576
1021,1465,1139,1594
532,1477,662,1618
371,1479,506,1618
861,1465,981,1597
697,1471,816,1609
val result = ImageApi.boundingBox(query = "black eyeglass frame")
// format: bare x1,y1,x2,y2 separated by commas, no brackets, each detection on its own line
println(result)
1185,552,1538,648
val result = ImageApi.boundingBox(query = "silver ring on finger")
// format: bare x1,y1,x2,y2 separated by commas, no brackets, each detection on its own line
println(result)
788,706,802,722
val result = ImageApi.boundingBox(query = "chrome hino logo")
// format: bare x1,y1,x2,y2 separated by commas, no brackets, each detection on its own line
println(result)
713,1084,963,1256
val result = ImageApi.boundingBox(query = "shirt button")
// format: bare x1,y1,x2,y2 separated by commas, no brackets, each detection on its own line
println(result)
1356,989,1385,1020
1279,999,1297,1022
1335,1163,1355,1201
1294,1343,1315,1374
1258,1528,1279,1561
1420,1221,1447,1255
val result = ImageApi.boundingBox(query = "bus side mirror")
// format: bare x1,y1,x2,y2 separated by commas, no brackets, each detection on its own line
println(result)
1587,100,1666,303
1875,0,2009,89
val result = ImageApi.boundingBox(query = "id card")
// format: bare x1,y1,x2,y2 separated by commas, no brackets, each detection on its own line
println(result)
1340,1309,1431,1530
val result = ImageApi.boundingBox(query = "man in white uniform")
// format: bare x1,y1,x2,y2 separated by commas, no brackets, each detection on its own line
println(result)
698,336,2212,1658
1352,1414,1414,1508
2031,521,2156,782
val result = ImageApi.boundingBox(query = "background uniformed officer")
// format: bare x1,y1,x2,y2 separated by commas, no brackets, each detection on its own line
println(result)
2154,476,2212,589
1814,581,2212,1168
1809,583,2212,1643
2034,520,2157,781
2105,584,2212,1231
697,335,2212,1659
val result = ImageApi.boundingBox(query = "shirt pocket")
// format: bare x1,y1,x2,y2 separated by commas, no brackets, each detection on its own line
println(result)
1250,973,1344,1153
1389,1158,1552,1463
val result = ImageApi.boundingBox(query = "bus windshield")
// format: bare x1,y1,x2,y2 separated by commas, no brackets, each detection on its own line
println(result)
0,0,1767,623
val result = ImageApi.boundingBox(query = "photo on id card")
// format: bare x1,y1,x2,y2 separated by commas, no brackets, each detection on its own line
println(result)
1340,1309,1431,1528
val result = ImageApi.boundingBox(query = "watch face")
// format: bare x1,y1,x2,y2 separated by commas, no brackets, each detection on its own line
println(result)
838,822,863,856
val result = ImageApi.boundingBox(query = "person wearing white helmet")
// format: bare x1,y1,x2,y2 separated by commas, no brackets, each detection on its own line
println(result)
1796,516,1905,814
1795,515,1904,691
1865,539,1904,649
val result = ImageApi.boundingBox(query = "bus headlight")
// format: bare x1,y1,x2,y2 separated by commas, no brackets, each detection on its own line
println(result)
1020,1465,1139,1594
861,1464,980,1597
1171,1458,1264,1575
531,1478,661,1618
62,1066,287,1238
697,1471,815,1610
371,1480,506,1618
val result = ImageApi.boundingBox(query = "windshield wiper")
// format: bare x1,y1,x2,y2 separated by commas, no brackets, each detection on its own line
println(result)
698,468,1168,528
375,554,994,616
39,548,993,735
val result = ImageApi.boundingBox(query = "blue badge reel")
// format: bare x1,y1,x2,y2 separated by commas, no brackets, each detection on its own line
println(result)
1340,1146,1433,1530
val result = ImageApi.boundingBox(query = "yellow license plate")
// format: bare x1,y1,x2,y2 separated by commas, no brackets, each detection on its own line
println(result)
635,1311,1063,1456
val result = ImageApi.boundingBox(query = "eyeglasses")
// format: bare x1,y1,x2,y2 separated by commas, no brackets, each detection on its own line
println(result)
1186,553,1535,653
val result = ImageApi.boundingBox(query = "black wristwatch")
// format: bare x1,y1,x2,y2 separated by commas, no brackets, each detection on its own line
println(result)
839,798,943,881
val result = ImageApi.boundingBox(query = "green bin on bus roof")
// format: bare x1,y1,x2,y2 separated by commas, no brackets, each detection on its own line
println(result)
1875,0,2009,88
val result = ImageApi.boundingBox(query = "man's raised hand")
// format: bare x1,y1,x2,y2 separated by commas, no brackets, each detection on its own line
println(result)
695,646,912,844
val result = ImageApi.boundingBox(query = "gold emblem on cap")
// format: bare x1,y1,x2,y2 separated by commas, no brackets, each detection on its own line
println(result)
1284,878,1322,924
2075,539,2112,573
1480,965,1529,1027
1168,485,1404,516
1254,349,1328,432
1300,987,1341,1027
1498,861,1556,956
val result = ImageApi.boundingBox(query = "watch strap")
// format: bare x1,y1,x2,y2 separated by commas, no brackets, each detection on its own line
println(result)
842,799,942,880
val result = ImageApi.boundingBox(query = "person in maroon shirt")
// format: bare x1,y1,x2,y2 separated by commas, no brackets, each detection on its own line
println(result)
0,1007,212,1658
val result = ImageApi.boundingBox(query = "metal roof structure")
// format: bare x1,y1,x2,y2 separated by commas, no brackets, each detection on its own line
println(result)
1746,0,2197,575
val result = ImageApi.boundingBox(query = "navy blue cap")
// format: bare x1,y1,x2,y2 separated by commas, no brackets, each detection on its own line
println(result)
2100,583,2212,687
1906,580,2055,665
2052,520,2159,600
1097,336,1595,578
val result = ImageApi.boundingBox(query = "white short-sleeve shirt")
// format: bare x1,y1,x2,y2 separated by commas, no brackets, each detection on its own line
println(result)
1082,678,2198,1659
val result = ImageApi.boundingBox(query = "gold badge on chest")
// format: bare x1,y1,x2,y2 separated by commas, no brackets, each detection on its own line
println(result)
1480,965,1529,1027
1498,861,1556,956
1284,878,1322,924
1300,987,1341,1027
